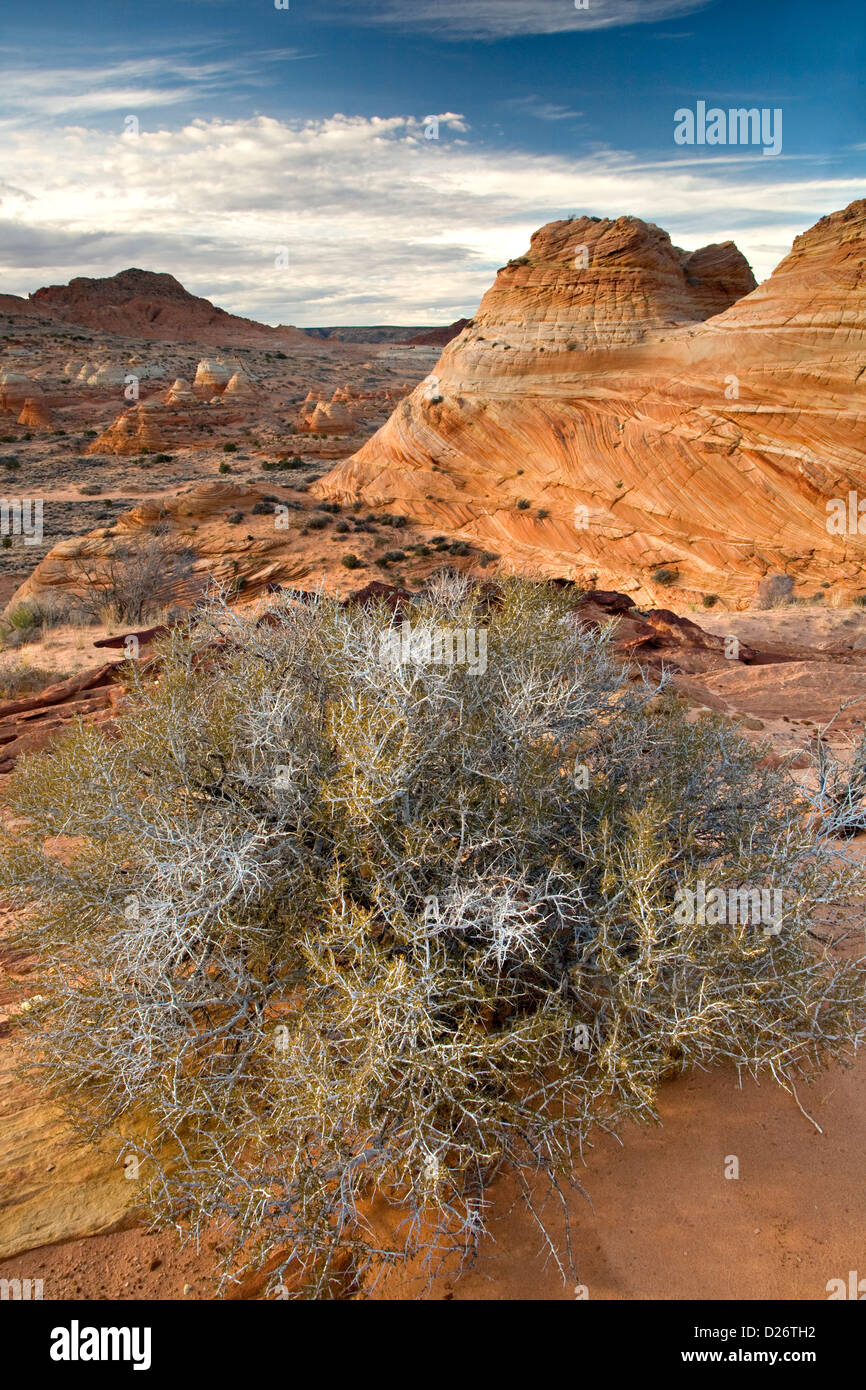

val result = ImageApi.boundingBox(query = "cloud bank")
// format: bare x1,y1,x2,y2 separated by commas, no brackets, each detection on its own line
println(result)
0,112,856,324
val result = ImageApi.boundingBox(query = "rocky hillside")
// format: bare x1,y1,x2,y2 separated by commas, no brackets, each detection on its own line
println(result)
25,269,321,350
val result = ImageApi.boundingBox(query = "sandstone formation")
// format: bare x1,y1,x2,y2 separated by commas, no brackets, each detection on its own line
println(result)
299,392,355,434
0,664,123,773
316,202,866,605
16,398,52,429
223,370,255,399
166,377,197,405
87,397,211,455
0,369,39,412
193,358,233,396
88,364,127,388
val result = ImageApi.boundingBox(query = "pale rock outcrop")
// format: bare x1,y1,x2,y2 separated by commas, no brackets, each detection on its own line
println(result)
223,370,255,398
194,358,233,397
166,377,197,405
0,371,40,411
303,398,355,434
88,364,128,387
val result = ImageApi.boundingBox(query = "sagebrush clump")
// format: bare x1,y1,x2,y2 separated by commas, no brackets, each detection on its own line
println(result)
2,576,863,1297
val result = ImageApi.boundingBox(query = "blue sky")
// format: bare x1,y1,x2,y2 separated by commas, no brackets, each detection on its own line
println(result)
0,0,862,323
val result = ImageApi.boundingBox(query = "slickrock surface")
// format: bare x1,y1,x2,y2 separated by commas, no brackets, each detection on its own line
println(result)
316,201,866,606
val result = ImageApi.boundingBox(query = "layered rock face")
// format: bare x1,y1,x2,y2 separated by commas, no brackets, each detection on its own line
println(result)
316,203,866,604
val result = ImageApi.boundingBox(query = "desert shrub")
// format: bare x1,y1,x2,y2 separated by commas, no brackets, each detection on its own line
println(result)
3,578,864,1299
335,522,350,535
251,500,275,516
702,594,719,609
223,443,238,453
306,515,329,531
340,553,363,569
69,530,197,626
516,498,531,510
0,594,81,645
0,455,20,471
854,595,866,609
811,710,866,836
756,573,794,609
219,462,232,475
0,661,69,699
651,567,678,587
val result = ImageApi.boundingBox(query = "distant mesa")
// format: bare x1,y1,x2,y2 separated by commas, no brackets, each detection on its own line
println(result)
399,318,471,347
316,202,866,605
23,267,323,350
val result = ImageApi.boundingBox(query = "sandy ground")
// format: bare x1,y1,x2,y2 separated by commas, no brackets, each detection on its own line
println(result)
3,1035,864,1301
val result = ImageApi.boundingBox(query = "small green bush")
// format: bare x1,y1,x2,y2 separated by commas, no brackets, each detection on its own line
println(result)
651,567,678,587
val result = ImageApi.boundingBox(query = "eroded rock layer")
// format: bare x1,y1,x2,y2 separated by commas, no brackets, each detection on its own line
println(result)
316,204,866,605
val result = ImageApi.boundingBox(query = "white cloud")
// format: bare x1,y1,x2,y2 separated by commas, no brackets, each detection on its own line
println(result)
506,96,583,121
0,112,857,324
326,0,714,40
0,54,306,123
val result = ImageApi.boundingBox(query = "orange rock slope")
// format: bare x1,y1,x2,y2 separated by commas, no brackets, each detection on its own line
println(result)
316,202,866,605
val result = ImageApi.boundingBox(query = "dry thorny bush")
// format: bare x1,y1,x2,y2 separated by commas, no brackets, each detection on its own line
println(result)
2,576,864,1296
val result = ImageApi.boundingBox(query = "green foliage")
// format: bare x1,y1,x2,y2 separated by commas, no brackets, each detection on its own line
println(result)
651,567,678,587
2,578,863,1298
